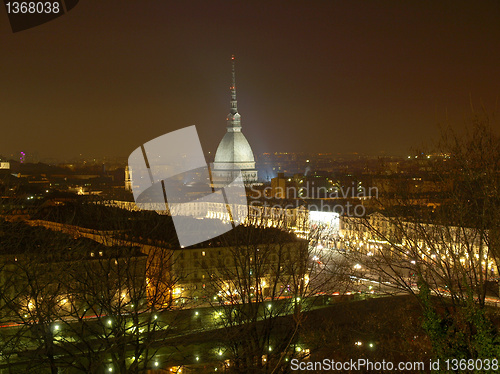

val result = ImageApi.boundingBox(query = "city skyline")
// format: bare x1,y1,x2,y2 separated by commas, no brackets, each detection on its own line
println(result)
1,1,500,161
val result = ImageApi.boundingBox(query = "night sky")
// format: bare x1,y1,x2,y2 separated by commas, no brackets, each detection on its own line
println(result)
1,0,499,161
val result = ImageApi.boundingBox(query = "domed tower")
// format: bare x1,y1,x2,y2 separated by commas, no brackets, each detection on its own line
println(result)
212,55,258,188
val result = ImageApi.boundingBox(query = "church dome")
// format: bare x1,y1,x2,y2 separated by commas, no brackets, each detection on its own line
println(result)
214,131,255,164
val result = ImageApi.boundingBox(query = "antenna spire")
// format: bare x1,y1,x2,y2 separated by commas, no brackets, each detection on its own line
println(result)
226,54,241,131
230,54,237,115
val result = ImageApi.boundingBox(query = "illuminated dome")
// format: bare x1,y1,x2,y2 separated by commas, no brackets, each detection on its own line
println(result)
214,129,255,164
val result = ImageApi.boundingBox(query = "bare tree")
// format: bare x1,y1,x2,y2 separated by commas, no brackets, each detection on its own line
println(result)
195,208,351,374
0,203,187,373
341,113,500,360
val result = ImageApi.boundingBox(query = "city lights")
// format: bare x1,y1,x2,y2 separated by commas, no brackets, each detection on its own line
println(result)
1,2,498,372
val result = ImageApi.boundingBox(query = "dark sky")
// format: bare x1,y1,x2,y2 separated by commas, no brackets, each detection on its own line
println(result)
1,0,499,161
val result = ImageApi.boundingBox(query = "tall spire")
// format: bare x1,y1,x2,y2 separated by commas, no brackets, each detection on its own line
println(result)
227,54,241,131
230,54,238,115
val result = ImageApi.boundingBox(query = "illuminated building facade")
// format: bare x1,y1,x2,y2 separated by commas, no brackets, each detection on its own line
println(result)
124,165,132,192
169,232,307,303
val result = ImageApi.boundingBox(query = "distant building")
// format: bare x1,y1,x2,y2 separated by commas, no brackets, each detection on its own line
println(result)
271,172,287,198
0,161,10,170
212,56,258,188
0,222,147,322
169,227,306,301
124,165,132,191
